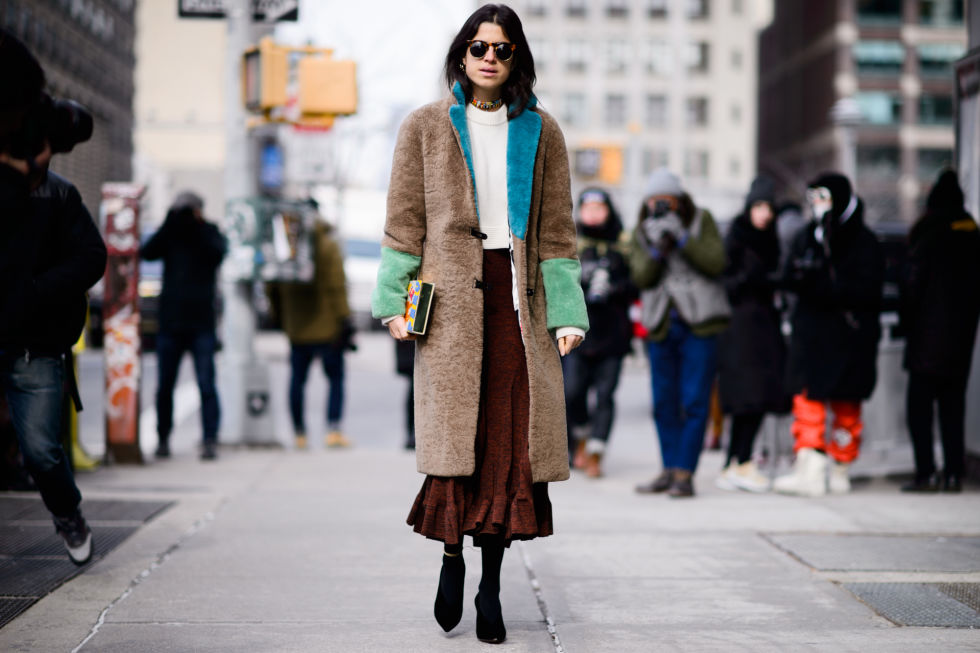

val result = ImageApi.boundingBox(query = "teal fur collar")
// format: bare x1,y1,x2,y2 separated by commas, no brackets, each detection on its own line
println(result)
449,82,541,241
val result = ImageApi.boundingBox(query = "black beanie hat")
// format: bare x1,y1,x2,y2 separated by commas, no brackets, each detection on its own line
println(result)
0,30,45,144
746,176,775,208
808,172,853,221
926,169,964,213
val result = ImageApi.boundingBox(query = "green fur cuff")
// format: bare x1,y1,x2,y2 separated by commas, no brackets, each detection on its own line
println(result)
540,257,589,332
371,247,421,318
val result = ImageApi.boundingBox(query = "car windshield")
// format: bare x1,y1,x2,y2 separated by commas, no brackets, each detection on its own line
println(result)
345,239,381,258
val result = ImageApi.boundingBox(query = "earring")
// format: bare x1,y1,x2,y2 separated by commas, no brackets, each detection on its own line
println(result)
459,61,465,70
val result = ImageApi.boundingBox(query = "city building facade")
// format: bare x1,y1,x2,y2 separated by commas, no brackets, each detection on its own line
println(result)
1,0,135,215
759,0,967,224
508,0,771,224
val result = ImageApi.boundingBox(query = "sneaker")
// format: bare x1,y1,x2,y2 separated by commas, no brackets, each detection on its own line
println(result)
325,431,352,448
728,460,770,493
715,464,738,491
200,441,218,460
54,510,93,566
294,433,308,451
828,461,851,494
773,448,827,497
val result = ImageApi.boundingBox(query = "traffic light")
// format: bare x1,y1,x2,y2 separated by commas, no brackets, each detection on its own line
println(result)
299,56,357,115
242,37,287,112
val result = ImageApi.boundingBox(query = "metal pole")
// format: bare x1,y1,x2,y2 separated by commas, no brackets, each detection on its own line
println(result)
221,0,277,446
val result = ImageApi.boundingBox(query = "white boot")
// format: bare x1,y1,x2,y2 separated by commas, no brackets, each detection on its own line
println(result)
829,461,851,494
773,448,828,497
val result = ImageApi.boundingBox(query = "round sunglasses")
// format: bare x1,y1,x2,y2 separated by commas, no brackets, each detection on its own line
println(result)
467,39,516,62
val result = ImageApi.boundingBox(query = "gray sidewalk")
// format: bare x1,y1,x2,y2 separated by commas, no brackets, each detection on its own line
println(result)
2,333,979,651
1,445,978,652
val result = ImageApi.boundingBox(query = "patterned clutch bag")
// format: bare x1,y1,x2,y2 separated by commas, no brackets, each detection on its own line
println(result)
405,280,435,335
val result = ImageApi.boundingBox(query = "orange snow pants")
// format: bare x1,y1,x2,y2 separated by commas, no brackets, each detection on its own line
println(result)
791,391,862,463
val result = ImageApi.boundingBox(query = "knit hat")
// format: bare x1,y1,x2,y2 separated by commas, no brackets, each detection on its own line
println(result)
745,175,775,207
925,169,964,213
643,168,683,198
171,191,204,212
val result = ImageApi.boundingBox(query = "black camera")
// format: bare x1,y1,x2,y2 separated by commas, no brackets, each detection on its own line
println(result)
7,93,93,159
650,198,673,218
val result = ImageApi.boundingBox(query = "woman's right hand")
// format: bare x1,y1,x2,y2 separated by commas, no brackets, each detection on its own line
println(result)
386,315,417,341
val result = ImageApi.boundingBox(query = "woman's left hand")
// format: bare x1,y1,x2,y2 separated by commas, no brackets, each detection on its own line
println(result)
558,334,583,356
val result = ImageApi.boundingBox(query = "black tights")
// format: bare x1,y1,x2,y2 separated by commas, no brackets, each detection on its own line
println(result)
726,412,764,466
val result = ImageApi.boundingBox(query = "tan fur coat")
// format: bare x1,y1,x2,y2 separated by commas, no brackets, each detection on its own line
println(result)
372,87,588,482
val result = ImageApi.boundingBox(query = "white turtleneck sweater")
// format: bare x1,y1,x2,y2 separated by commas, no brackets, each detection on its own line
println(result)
466,103,510,249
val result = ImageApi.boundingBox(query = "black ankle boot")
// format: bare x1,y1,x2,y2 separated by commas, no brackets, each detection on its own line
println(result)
434,553,464,632
475,592,506,644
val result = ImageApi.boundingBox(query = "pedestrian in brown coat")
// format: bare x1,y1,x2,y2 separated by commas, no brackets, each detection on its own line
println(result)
370,4,588,644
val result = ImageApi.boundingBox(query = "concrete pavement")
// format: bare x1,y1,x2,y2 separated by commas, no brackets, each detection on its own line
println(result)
2,333,978,651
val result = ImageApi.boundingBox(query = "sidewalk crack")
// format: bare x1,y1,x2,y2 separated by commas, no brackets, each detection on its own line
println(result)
518,541,566,653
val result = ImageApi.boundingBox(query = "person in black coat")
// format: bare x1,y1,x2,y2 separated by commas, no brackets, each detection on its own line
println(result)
773,172,884,496
900,170,980,493
562,188,635,478
716,176,788,492
0,29,107,565
141,192,227,460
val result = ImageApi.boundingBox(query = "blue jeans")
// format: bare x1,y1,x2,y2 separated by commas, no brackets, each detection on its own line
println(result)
1,353,81,517
289,342,345,434
647,320,718,473
156,330,220,443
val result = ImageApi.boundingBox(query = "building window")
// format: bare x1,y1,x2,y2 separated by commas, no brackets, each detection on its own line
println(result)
567,0,587,18
645,39,672,75
687,0,710,20
857,144,900,179
853,40,904,75
606,39,628,74
575,149,601,177
917,42,966,77
919,94,954,125
731,48,742,70
729,157,741,177
607,0,629,18
686,97,709,127
919,0,964,25
565,39,589,73
684,150,709,178
731,0,743,15
731,103,742,124
855,91,903,125
563,92,588,127
643,149,669,175
526,0,547,16
687,42,710,73
528,37,548,72
648,0,668,18
856,0,903,25
918,148,953,181
645,94,668,128
605,94,627,128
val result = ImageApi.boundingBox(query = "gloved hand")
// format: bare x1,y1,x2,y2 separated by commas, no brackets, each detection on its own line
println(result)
340,318,357,352
641,211,685,246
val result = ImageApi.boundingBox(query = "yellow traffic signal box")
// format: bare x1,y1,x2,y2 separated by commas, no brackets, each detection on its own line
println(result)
299,57,358,115
242,37,287,112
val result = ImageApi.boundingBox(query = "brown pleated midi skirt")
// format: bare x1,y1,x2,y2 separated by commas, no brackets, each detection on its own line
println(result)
406,248,553,547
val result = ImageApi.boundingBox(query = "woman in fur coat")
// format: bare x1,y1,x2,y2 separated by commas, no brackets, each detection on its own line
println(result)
370,4,588,644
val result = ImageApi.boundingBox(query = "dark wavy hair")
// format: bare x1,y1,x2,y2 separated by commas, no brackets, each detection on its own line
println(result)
443,4,535,119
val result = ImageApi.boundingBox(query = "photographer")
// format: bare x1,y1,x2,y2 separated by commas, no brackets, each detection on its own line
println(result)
630,169,729,498
773,172,883,497
0,30,106,565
